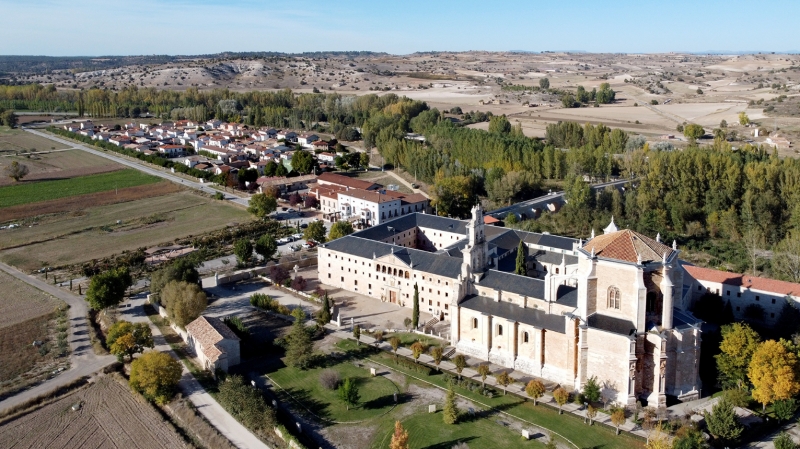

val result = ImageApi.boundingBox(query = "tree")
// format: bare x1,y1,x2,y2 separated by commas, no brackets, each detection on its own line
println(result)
683,124,705,141
389,421,409,449
410,341,424,363
286,308,314,369
288,193,302,208
1,110,18,128
583,376,601,403
150,259,199,297
403,317,412,331
338,377,360,410
304,195,318,209
553,387,569,414
359,152,370,169
719,119,728,128
328,221,354,241
412,283,420,328
389,337,401,359
539,78,550,89
247,193,277,220
3,160,29,182
525,379,545,406
645,428,672,449
596,83,616,104
739,111,750,126
716,322,761,390
430,346,443,371
269,265,290,285
432,175,478,219
303,220,326,243
443,383,459,424
495,371,512,395
353,325,361,345
704,399,743,444
291,150,315,174
586,404,597,425
561,93,577,108
514,241,527,276
773,299,800,340
488,115,511,134
86,267,132,311
774,432,796,449
773,398,797,422
773,232,800,283
234,238,254,265
611,407,626,435
478,364,491,389
162,280,207,328
291,275,307,291
317,292,332,325
749,339,800,410
672,425,708,449
106,320,154,362
453,354,467,380
129,351,182,404
255,234,277,262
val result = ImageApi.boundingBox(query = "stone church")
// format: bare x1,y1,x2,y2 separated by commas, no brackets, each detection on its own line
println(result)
317,205,702,406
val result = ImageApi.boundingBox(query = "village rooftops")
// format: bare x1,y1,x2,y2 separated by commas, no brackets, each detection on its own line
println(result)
683,264,800,297
185,316,240,362
316,172,380,191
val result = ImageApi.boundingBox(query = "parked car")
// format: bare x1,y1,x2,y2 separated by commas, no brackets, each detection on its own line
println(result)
411,183,419,189
281,207,288,211
300,223,308,229
302,240,316,249
292,233,304,240
277,237,292,244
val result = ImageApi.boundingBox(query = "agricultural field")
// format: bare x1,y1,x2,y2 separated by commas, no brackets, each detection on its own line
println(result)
0,270,67,397
0,375,189,449
0,148,122,187
0,190,252,271
0,168,159,207
0,126,69,154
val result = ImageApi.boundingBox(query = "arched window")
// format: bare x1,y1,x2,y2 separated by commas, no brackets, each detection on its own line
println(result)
607,286,621,310
376,264,381,272
472,318,478,329
393,268,397,276
382,266,386,273
646,291,657,313
497,325,503,336
523,332,529,343
555,268,560,274
405,271,410,279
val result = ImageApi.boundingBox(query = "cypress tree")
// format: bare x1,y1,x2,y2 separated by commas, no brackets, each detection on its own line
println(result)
318,292,332,325
412,283,419,328
443,383,459,424
515,241,527,276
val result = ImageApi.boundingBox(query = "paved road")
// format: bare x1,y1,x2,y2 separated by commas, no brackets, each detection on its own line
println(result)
22,128,250,207
0,262,116,413
488,178,631,219
120,294,270,449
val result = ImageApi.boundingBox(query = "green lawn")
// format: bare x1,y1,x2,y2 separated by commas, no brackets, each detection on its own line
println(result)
372,411,547,449
0,169,159,207
267,356,399,423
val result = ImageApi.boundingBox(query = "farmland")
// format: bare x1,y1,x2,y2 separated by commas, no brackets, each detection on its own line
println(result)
0,375,189,449
0,168,159,207
0,148,122,187
0,126,69,154
0,190,252,271
0,270,67,396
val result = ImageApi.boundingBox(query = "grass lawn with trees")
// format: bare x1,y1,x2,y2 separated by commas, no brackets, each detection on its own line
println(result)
0,168,159,207
267,357,399,422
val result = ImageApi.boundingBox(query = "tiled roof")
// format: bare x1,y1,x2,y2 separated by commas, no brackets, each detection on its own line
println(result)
186,316,240,362
477,270,544,299
683,264,800,297
583,229,674,264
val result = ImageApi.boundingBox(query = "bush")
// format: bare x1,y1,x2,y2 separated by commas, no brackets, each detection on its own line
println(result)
442,373,498,397
223,316,250,339
290,275,307,291
269,265,290,285
250,293,292,316
393,355,432,376
319,369,341,390
216,375,276,440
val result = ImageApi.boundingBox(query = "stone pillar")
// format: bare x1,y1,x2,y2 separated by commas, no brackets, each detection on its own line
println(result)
627,336,637,405
576,324,589,390
484,314,492,350
533,328,543,375
450,305,460,347
660,265,674,329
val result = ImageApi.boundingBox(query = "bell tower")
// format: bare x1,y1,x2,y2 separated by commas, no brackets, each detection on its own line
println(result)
464,204,488,272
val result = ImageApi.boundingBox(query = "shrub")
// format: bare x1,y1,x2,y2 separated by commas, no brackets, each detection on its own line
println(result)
269,265,290,285
319,369,341,390
394,355,432,376
216,375,276,440
223,316,250,339
290,275,307,291
250,293,291,316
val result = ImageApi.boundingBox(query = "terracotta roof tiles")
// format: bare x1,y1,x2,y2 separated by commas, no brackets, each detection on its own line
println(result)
583,229,674,264
683,264,800,297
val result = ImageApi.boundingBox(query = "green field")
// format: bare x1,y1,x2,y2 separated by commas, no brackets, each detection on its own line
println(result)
268,357,398,423
0,169,159,208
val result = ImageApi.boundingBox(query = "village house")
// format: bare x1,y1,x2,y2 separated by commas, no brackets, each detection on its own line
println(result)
256,173,318,196
186,316,241,372
298,133,319,147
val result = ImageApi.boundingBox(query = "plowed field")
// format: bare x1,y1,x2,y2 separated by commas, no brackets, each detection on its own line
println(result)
0,375,188,449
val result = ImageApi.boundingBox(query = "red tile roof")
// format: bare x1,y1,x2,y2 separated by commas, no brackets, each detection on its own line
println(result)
583,229,674,264
317,172,379,190
683,264,800,297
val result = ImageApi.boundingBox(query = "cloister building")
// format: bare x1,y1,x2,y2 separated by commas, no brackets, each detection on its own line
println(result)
317,205,703,407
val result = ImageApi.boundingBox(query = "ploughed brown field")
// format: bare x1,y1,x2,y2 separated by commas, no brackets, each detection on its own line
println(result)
0,375,188,449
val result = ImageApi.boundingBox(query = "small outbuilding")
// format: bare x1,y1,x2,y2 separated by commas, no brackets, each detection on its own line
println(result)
186,316,241,372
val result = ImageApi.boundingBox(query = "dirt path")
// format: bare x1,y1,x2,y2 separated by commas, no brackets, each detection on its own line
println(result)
0,261,116,413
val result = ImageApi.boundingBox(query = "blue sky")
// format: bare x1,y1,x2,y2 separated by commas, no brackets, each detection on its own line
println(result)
1,0,798,56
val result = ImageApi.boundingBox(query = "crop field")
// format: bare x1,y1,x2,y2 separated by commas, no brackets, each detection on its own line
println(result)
0,375,188,449
0,190,252,270
0,148,122,187
0,180,181,222
0,127,69,154
0,168,159,208
0,270,66,394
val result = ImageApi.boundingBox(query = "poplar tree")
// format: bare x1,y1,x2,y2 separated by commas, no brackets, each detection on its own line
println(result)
515,241,527,276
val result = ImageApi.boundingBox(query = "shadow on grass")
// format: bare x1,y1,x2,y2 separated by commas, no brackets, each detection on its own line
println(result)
362,391,409,410
282,386,332,421
421,436,477,449
457,399,523,424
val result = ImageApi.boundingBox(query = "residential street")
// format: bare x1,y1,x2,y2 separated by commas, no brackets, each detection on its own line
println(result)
0,262,116,413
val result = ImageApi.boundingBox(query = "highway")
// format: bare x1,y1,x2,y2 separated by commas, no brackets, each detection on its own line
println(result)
488,178,631,219
22,127,251,207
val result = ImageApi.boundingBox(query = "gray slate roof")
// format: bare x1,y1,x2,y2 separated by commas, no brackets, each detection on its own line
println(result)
477,270,545,299
460,294,567,333
587,313,636,336
323,235,463,279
